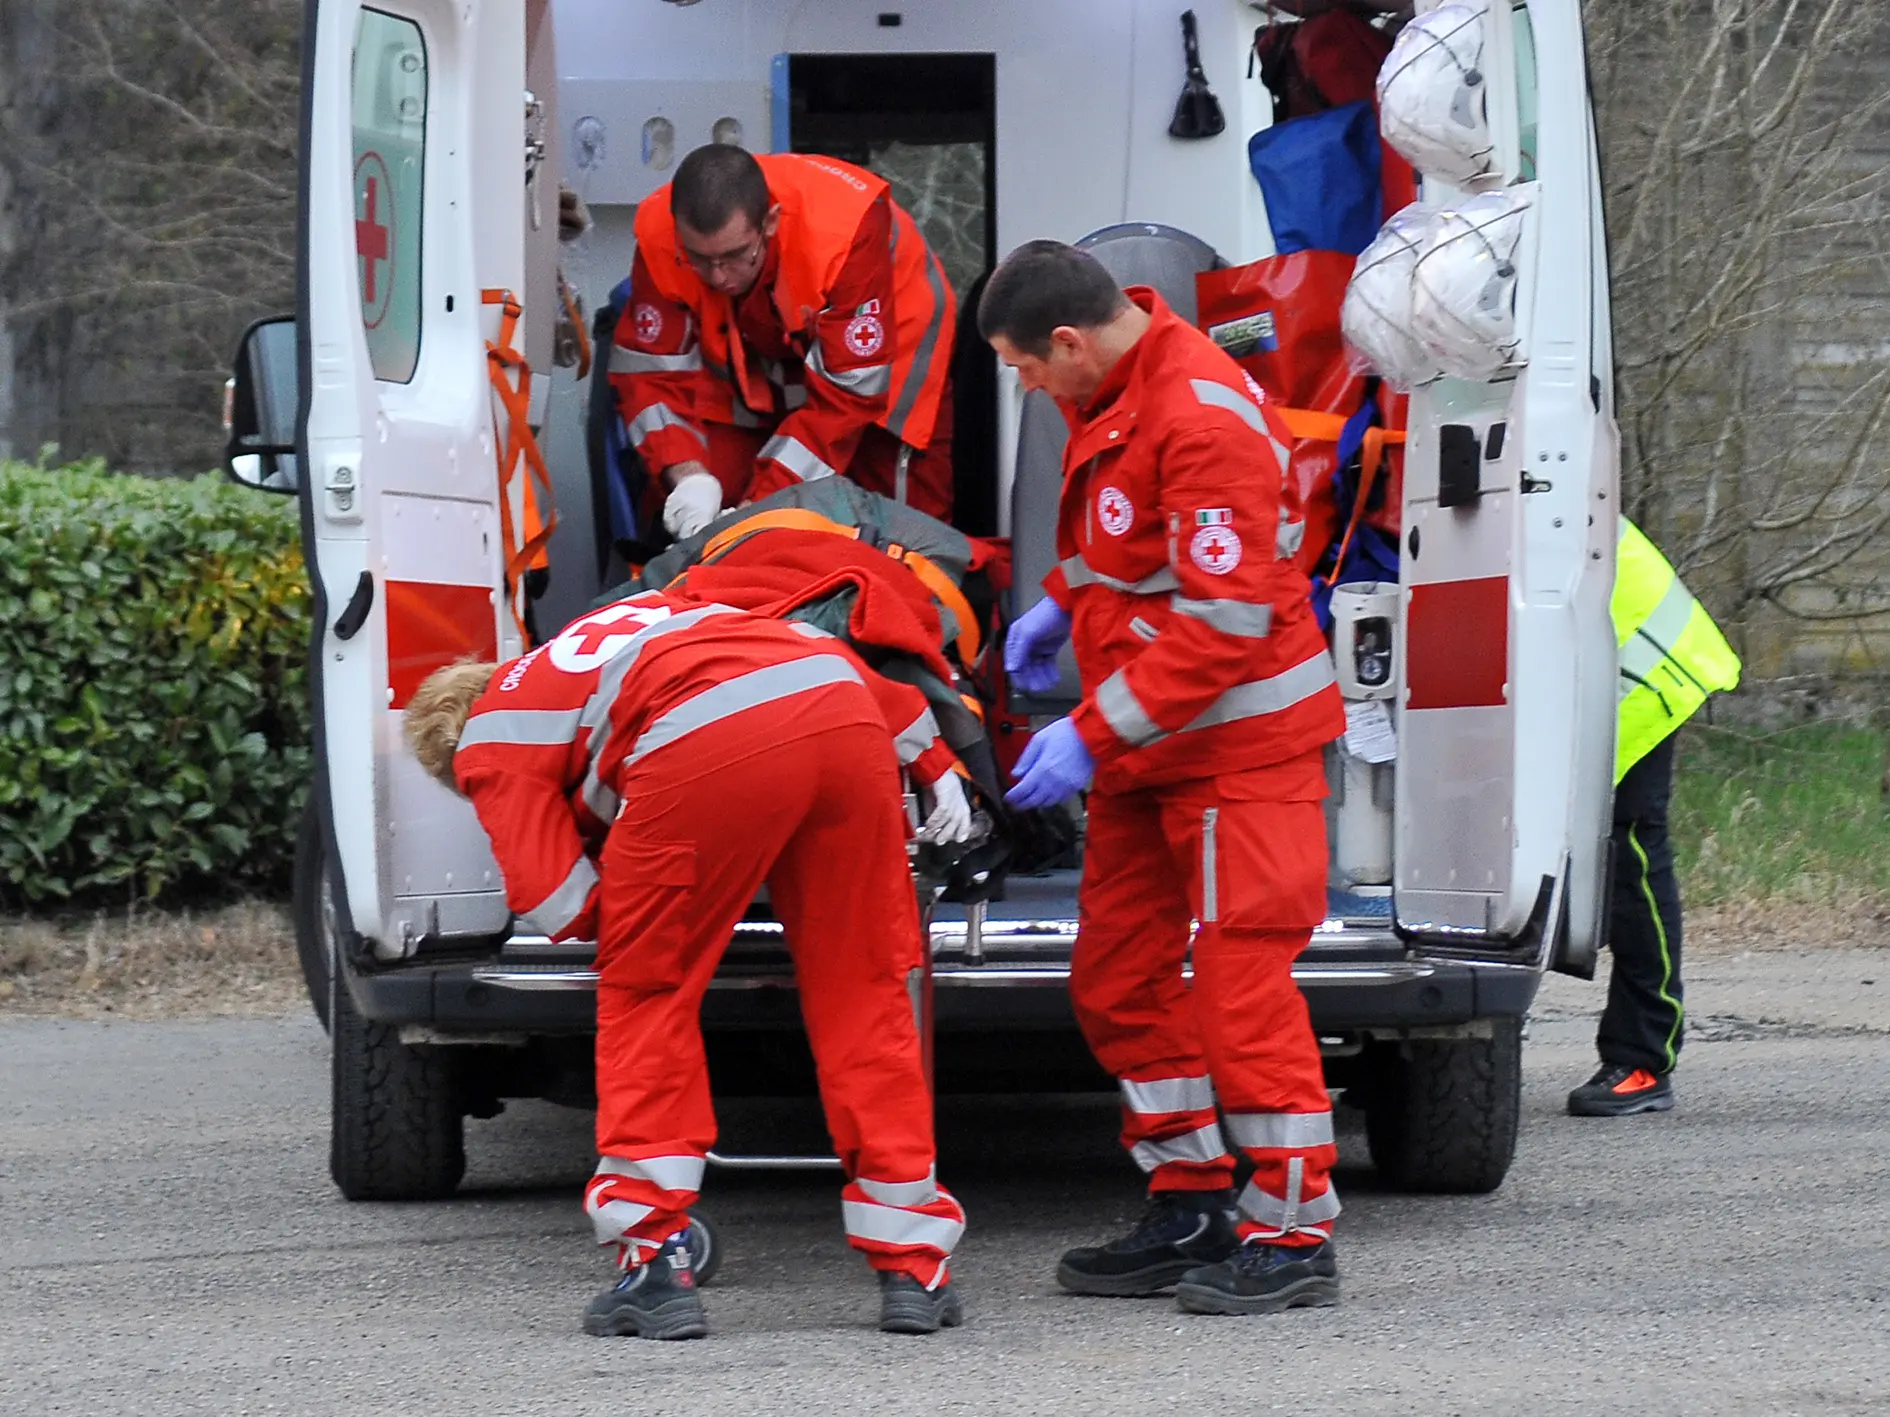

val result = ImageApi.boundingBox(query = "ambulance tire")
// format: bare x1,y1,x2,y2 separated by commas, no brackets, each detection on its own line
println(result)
291,803,334,1033
330,969,468,1202
1363,1016,1521,1194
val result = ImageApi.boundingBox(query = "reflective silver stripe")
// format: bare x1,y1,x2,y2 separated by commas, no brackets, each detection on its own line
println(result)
579,772,620,827
609,345,703,375
1129,1121,1230,1173
1239,1174,1341,1230
625,402,706,449
855,1170,939,1208
894,706,941,763
1130,616,1159,642
1119,1075,1216,1116
1618,636,1668,702
841,1200,965,1254
523,854,597,936
1189,378,1269,438
1224,1111,1337,1150
887,245,950,440
1059,553,1181,596
578,605,745,780
1277,517,1305,560
595,1153,708,1193
789,620,835,639
1637,574,1696,651
587,1197,654,1245
1170,596,1274,638
1184,652,1338,733
1201,808,1220,923
629,655,863,764
758,434,840,483
808,341,892,397
457,706,583,751
1096,669,1165,748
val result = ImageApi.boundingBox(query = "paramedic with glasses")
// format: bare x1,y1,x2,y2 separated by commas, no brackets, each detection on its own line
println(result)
403,593,972,1339
609,143,957,539
983,241,1348,1315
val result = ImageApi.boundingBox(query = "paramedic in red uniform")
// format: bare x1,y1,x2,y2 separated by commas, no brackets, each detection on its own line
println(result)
982,241,1347,1315
402,594,971,1339
609,144,957,539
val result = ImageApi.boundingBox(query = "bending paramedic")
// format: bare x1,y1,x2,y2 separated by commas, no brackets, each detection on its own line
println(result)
403,593,971,1339
1568,518,1740,1117
983,241,1347,1316
609,144,957,539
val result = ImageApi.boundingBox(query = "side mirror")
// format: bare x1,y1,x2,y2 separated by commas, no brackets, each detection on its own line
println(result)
224,315,300,494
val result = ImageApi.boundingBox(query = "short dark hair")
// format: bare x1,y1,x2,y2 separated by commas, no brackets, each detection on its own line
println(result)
977,240,1129,356
672,144,770,234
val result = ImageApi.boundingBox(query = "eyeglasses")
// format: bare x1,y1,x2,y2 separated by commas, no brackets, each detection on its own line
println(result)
679,235,765,276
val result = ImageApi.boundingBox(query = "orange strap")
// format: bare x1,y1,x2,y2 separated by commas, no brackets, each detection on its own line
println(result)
558,270,592,380
696,507,981,661
1273,404,1406,579
483,289,558,640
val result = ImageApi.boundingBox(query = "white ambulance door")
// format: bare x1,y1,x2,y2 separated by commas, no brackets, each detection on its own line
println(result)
302,1,530,959
1393,0,1616,971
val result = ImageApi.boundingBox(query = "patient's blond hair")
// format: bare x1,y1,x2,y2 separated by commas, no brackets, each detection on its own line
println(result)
404,660,499,792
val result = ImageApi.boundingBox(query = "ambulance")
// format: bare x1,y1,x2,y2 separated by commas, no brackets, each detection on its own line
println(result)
225,0,1617,1205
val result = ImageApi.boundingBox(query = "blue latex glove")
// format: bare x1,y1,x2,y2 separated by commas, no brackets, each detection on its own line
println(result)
1004,597,1073,695
1005,716,1095,810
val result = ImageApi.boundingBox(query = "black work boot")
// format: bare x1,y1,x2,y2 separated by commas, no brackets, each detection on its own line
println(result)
878,1272,965,1334
1175,1238,1340,1315
582,1234,709,1339
1568,1062,1675,1117
1056,1190,1239,1296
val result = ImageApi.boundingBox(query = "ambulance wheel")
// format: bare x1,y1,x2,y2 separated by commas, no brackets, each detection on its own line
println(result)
1363,1016,1521,1194
330,965,467,1201
684,1210,722,1286
291,802,334,1032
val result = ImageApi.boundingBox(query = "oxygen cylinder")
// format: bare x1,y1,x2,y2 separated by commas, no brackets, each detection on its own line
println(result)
1326,582,1399,889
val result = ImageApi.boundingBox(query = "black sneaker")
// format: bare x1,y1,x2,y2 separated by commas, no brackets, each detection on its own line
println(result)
1567,1063,1675,1117
1056,1190,1239,1297
878,1272,964,1334
1175,1238,1341,1315
581,1234,709,1339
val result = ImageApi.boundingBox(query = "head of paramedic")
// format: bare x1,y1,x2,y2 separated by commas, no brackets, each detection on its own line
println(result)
978,240,1150,405
670,143,779,298
403,661,499,792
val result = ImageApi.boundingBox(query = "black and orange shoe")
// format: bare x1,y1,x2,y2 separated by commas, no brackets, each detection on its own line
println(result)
1567,1063,1675,1117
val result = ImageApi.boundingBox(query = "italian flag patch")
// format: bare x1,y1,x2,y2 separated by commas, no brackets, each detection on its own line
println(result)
1195,508,1234,527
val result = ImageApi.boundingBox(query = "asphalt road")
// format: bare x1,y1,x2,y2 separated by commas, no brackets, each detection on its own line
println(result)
4,949,1887,1416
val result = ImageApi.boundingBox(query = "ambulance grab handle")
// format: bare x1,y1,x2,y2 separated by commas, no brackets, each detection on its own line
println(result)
334,571,374,641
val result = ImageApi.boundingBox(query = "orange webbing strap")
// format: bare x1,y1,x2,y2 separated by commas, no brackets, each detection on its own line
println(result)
558,270,592,380
483,288,558,640
1274,404,1406,580
695,507,981,661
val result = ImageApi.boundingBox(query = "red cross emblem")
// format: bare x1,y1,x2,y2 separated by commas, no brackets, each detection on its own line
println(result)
633,302,664,345
843,313,885,359
548,602,673,673
1189,525,1244,576
353,151,394,329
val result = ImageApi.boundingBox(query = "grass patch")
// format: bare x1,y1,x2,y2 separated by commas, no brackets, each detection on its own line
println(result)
1673,722,1890,950
0,900,304,1019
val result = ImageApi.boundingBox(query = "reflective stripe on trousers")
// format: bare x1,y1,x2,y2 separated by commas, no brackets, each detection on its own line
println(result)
1239,1158,1341,1239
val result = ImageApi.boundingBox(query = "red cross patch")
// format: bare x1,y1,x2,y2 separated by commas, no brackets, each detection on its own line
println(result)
633,302,664,345
1097,486,1134,537
1190,525,1244,576
843,313,886,359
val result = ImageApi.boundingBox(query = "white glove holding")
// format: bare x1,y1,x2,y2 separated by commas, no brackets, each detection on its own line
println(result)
917,771,974,846
662,470,724,540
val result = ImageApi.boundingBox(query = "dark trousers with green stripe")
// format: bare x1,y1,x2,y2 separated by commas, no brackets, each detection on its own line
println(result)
1600,735,1685,1075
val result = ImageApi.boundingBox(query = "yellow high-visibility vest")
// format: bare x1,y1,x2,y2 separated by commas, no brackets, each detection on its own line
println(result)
1613,518,1741,782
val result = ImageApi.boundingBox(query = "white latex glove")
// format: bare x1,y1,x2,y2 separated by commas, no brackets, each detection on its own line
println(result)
917,771,974,846
662,470,724,540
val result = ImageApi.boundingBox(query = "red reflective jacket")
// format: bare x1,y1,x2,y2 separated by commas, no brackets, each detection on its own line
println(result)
1043,290,1345,791
452,592,955,943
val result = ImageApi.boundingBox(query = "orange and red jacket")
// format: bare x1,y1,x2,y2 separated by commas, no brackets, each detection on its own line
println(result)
610,153,956,500
452,591,957,944
1044,289,1345,792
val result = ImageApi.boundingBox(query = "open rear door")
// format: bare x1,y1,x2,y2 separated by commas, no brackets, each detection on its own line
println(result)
300,0,529,959
1394,0,1616,971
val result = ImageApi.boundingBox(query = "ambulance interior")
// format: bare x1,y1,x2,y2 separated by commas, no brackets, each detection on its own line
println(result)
488,0,1612,964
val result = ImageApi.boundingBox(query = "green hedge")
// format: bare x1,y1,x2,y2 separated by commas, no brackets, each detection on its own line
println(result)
0,459,312,905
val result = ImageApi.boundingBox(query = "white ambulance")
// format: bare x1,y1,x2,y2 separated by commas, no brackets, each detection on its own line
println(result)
225,0,1616,1204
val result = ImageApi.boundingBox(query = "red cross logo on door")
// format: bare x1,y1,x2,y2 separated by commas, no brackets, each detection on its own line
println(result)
1189,525,1244,576
353,151,395,330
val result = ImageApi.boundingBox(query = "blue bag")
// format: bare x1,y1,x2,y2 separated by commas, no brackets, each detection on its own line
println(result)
1246,100,1384,257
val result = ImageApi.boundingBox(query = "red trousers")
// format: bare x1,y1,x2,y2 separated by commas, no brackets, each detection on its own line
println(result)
1070,752,1340,1245
688,383,955,524
582,700,964,1284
